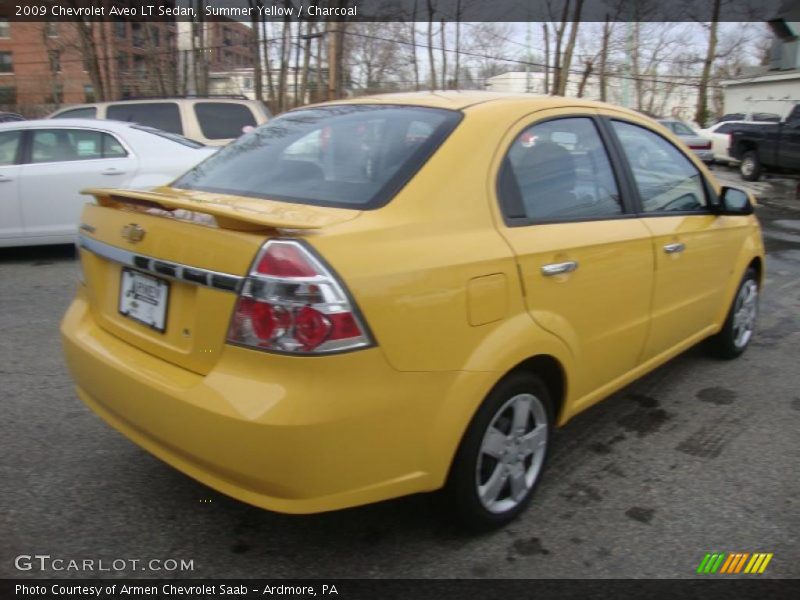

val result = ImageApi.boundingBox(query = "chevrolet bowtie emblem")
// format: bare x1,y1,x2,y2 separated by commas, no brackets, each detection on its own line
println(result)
121,224,146,243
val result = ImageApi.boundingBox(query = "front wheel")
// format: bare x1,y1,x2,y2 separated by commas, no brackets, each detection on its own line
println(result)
705,267,759,359
740,150,761,182
441,372,553,531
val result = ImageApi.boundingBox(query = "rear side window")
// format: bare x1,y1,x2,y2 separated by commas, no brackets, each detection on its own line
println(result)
107,103,182,135
0,130,21,165
499,117,623,222
174,105,461,209
29,129,127,163
131,125,204,148
194,102,257,140
612,120,707,213
715,123,735,134
52,107,97,119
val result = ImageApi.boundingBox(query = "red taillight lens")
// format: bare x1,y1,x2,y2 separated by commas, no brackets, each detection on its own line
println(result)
294,306,332,350
690,141,711,150
228,240,372,354
255,243,317,277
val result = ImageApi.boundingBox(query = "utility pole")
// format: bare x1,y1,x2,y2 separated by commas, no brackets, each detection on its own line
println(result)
327,22,339,101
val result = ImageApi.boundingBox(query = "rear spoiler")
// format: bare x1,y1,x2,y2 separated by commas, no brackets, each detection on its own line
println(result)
82,187,359,232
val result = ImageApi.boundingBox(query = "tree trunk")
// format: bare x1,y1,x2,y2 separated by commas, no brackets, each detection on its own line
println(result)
695,0,721,127
557,0,584,96
249,1,263,102
577,59,593,98
299,22,314,106
542,23,550,95
599,19,612,102
440,19,447,89
426,0,437,90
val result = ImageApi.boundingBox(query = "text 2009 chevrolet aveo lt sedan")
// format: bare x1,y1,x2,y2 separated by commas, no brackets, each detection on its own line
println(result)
61,92,764,530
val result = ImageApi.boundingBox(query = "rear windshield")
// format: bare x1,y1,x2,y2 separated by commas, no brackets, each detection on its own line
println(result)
173,105,461,209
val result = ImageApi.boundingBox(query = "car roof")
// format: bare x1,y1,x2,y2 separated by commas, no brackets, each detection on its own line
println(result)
0,118,136,132
53,98,261,110
303,91,645,118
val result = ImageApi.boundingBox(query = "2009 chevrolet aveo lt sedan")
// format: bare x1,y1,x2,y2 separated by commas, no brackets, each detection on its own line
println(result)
62,92,764,530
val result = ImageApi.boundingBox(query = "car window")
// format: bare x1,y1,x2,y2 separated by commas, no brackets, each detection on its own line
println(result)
499,117,622,222
174,105,461,209
102,134,128,158
670,122,695,136
715,123,735,134
130,125,205,149
52,107,97,119
0,130,21,165
107,103,182,135
612,120,707,214
194,102,257,140
29,129,126,163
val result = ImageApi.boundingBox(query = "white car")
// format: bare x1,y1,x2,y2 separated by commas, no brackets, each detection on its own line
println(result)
699,120,774,165
0,119,217,247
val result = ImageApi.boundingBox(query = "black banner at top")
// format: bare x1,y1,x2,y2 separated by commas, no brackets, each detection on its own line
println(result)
1,0,797,22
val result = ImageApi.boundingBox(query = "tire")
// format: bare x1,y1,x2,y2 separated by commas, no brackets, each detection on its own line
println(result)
740,150,761,182
705,267,759,360
440,372,553,531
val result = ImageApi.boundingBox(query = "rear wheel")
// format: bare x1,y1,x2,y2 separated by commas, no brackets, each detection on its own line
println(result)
706,268,759,359
740,150,761,182
441,372,553,531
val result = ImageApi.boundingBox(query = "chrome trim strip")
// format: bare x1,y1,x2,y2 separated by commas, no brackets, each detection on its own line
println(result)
78,234,244,294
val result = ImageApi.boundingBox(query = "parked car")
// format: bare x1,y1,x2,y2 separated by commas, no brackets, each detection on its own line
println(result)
728,103,800,181
658,119,714,163
716,112,781,124
0,111,24,123
48,98,271,146
61,92,764,530
0,119,217,247
699,120,776,165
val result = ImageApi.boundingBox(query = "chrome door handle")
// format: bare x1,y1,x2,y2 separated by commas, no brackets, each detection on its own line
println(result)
541,261,578,276
663,242,686,254
0,176,12,182
102,168,125,175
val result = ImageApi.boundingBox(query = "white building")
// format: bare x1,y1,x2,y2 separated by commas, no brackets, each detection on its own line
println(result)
721,15,800,119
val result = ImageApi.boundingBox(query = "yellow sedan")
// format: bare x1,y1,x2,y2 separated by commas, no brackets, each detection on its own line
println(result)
61,92,764,530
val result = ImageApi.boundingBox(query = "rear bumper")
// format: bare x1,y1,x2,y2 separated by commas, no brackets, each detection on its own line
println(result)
61,290,493,513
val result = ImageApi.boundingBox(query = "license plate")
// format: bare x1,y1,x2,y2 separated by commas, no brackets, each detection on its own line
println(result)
119,268,169,332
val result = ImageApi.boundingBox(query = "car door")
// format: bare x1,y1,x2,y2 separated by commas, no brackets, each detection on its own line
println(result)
494,111,655,405
0,129,23,242
777,108,800,170
18,128,136,240
606,117,750,361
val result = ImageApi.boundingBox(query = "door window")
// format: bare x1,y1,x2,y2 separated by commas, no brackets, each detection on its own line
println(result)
0,130,21,165
107,102,182,135
499,117,623,222
612,120,707,213
29,129,128,163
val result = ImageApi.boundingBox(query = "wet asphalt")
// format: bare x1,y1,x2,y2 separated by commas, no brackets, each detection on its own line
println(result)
1,167,798,579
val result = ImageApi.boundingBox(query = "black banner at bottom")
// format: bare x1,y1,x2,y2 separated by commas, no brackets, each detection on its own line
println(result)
3,579,799,600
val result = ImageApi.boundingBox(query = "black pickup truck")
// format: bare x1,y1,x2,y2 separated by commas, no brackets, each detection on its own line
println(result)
729,103,800,181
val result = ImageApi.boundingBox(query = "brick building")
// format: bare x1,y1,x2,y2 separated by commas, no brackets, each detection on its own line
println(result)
0,17,255,116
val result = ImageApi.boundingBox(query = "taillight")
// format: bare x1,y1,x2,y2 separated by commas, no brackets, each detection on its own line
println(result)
227,240,373,354
690,141,712,150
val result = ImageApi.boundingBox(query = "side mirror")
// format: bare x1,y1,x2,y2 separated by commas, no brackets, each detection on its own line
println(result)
718,186,754,215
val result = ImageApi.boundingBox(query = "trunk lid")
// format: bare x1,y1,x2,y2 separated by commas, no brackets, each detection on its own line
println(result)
77,186,360,375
